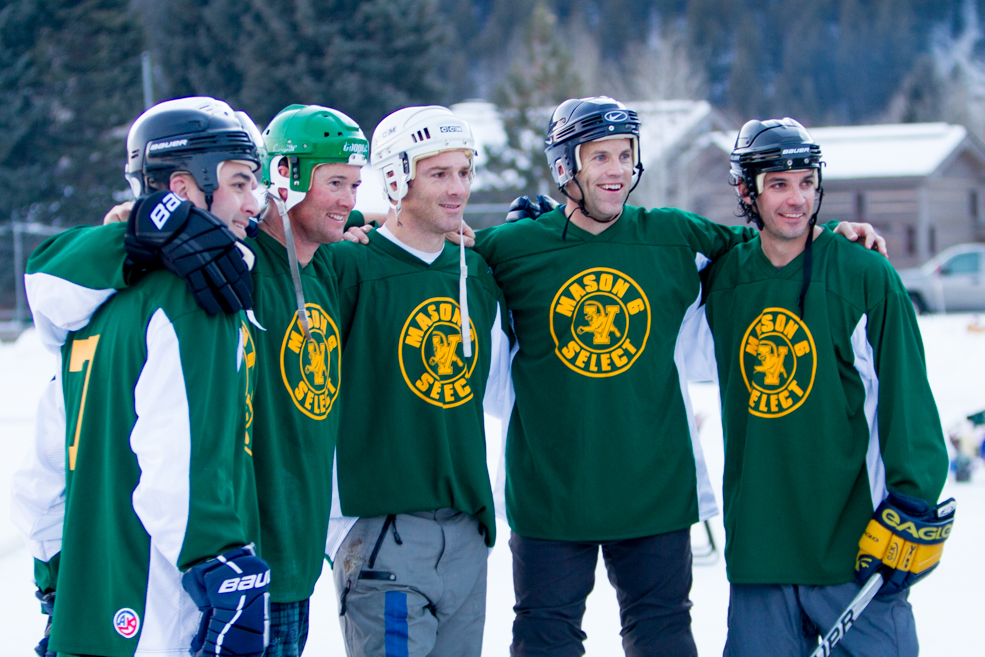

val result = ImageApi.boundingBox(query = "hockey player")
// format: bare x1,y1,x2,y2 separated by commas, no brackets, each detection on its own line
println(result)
701,118,952,656
15,102,377,657
11,97,270,657
326,105,512,657
426,97,885,657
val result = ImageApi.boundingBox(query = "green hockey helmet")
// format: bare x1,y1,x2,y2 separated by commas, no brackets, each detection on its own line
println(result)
261,104,368,212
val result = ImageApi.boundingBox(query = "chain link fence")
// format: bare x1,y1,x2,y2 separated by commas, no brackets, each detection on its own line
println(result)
0,223,65,338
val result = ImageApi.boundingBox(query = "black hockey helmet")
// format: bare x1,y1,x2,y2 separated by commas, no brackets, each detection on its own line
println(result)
730,118,822,203
732,117,825,320
545,96,642,190
125,97,262,205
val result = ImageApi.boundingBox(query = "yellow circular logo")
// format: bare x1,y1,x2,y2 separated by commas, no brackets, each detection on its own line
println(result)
398,297,477,408
279,304,341,420
550,267,650,377
740,308,817,418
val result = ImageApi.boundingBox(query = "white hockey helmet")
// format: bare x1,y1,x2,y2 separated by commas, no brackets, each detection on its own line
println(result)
371,106,476,204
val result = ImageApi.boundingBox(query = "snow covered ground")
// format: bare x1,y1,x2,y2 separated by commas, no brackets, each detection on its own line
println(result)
1,313,983,655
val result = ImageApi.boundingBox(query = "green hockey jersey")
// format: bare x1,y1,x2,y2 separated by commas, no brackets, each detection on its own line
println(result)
326,230,512,552
473,205,757,542
20,221,352,603
18,266,259,657
703,229,948,585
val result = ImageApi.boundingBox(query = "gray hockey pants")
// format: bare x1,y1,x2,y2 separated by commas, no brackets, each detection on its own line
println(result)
333,509,487,657
724,582,918,656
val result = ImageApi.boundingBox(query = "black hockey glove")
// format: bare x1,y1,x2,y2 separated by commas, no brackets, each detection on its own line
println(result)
855,490,955,595
182,544,270,657
505,194,559,223
34,589,55,657
125,190,254,315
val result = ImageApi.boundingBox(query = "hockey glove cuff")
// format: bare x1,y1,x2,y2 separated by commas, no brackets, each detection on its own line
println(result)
506,194,559,223
855,490,956,595
182,544,270,657
126,191,255,315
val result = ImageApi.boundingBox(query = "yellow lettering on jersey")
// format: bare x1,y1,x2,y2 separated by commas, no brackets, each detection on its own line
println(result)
405,326,424,348
740,308,817,419
555,296,576,317
749,389,761,408
288,330,304,354
612,278,629,298
399,297,478,409
416,373,434,392
280,303,342,420
551,268,650,378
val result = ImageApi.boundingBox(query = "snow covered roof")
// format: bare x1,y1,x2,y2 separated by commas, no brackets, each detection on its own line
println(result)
708,122,975,180
633,100,729,166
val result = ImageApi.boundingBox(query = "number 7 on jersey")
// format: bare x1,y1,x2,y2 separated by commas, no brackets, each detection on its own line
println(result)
68,335,100,471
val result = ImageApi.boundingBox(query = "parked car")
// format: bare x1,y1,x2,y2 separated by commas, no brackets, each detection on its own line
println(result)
898,243,985,313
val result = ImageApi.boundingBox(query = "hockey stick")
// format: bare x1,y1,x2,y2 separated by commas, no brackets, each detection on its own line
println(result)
809,572,884,657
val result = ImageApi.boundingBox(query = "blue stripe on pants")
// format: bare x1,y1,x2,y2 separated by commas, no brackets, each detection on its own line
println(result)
384,591,409,657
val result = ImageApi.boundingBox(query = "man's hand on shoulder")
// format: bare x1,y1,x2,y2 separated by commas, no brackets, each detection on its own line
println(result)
506,194,559,223
835,221,888,257
444,221,475,247
125,191,254,315
103,201,133,225
342,224,373,244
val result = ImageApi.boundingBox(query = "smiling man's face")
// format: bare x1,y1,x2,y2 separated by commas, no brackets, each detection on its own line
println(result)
567,137,634,221
746,169,818,245
288,162,362,245
400,149,472,237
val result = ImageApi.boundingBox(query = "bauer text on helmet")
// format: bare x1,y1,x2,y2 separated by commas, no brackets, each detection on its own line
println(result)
126,97,262,201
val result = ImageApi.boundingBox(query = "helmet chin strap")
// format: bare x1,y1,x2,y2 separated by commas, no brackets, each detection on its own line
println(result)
558,162,643,241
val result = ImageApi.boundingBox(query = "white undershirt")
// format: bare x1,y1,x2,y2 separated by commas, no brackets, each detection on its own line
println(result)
377,225,442,264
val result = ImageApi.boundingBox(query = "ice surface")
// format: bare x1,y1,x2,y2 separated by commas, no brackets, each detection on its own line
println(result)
1,315,982,655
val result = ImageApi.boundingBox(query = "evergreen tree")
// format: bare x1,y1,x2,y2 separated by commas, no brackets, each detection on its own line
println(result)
0,0,143,227
152,0,456,133
482,1,582,194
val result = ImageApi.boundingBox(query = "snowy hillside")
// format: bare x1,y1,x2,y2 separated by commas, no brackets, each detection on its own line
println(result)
1,314,983,655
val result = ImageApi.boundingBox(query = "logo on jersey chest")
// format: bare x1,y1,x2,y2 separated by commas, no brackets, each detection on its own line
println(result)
399,297,478,408
550,267,650,377
242,322,257,454
280,304,341,420
740,308,816,418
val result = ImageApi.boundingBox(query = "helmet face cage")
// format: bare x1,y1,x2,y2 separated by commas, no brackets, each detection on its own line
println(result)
730,118,823,228
261,104,368,205
371,106,476,204
544,96,642,190
126,97,261,199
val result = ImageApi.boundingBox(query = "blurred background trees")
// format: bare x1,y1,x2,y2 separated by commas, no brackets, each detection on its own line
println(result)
2,0,985,227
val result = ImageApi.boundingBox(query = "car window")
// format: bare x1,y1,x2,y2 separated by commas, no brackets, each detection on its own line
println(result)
941,252,980,275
